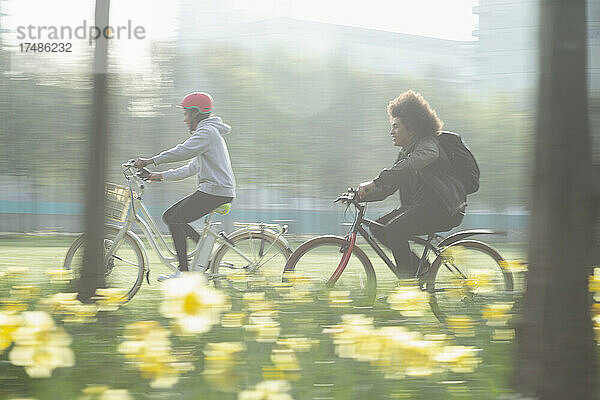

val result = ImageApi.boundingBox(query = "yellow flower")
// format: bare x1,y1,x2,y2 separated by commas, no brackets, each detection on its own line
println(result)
10,286,41,300
435,346,481,373
118,321,193,388
589,273,600,294
325,315,481,379
465,270,495,294
245,313,281,343
94,288,128,312
0,299,28,313
328,291,352,307
387,284,429,317
3,266,28,279
160,273,230,334
81,384,111,395
46,269,73,283
282,271,316,286
492,328,515,342
593,314,600,345
377,326,424,377
221,312,246,328
238,380,294,400
8,311,75,377
482,302,513,326
271,348,300,372
327,315,382,362
203,342,246,392
499,260,528,272
243,292,276,313
446,316,476,337
40,293,98,324
0,311,22,352
79,385,133,400
276,337,318,352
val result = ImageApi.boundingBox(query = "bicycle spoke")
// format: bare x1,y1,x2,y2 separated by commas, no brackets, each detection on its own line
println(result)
64,226,145,301
283,236,376,306
248,231,258,264
443,261,469,280
211,231,291,289
111,255,140,267
428,240,513,323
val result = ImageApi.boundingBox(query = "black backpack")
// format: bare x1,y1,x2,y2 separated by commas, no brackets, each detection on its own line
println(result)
436,131,480,194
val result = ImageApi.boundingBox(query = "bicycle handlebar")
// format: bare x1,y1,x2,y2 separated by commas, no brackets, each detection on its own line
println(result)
334,188,359,205
122,160,151,182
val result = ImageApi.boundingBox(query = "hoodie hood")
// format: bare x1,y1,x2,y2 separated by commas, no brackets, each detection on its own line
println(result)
198,116,231,135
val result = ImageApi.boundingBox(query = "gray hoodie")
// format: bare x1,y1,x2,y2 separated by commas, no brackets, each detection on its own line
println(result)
152,117,236,198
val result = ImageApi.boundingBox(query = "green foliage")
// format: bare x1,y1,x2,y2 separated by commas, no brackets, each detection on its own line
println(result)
0,39,536,210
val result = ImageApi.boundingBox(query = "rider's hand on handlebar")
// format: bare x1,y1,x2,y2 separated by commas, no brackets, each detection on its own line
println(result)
357,181,375,201
134,158,154,169
334,188,356,204
148,172,163,182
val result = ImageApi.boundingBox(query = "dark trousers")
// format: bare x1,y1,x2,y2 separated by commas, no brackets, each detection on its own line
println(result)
370,200,463,278
162,191,233,271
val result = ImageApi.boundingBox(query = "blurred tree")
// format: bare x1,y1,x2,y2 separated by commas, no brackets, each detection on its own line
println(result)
79,0,110,302
515,1,596,399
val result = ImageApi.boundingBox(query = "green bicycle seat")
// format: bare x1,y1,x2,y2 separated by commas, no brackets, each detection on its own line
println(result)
213,203,231,215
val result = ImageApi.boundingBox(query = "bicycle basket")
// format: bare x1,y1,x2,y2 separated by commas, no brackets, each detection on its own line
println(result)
105,183,131,222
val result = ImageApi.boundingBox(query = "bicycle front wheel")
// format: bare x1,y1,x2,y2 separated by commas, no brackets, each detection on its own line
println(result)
283,236,377,306
63,224,145,300
427,239,513,323
210,229,292,288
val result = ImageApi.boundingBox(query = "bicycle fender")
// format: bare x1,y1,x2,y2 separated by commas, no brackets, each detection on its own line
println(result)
437,229,507,248
223,226,293,254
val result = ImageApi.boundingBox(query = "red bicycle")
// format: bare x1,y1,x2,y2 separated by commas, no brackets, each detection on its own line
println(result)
283,189,514,322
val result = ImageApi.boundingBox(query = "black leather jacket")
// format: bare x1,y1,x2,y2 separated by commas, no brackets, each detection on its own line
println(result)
366,135,467,215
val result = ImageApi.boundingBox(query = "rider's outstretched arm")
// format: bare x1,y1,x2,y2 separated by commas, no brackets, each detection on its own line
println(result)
159,158,199,181
152,130,210,165
360,181,398,202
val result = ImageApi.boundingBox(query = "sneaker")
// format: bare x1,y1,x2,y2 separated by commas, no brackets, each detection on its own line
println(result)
157,271,181,282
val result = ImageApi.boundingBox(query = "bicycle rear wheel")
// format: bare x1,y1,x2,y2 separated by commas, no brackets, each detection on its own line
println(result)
210,229,292,289
283,236,377,306
63,224,145,300
427,239,513,323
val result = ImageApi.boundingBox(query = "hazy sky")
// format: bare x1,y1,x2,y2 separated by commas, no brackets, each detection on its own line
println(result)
2,0,478,71
285,0,478,41
4,0,478,41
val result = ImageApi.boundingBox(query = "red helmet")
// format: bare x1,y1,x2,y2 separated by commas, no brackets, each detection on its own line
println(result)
178,92,213,114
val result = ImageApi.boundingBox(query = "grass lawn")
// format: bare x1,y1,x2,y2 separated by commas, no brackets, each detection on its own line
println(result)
0,234,529,399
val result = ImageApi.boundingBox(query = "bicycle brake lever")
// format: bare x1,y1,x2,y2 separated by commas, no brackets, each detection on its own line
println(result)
334,193,350,204
136,167,151,181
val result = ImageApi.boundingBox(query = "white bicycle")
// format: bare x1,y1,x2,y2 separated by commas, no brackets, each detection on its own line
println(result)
63,161,293,300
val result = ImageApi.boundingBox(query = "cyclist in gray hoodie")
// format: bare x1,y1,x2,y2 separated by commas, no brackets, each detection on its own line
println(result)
134,92,235,279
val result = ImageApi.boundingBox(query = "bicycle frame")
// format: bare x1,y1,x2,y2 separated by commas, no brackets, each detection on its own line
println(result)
327,199,442,285
104,164,258,278
329,190,505,286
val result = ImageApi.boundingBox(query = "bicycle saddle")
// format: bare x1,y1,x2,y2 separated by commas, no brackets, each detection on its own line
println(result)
212,203,232,215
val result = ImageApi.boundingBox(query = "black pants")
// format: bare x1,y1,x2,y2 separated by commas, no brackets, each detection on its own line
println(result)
163,191,233,271
370,200,463,278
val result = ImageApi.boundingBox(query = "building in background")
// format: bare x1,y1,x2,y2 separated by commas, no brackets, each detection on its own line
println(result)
176,0,475,86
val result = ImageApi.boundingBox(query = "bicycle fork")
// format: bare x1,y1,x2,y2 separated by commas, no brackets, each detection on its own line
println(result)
327,232,357,286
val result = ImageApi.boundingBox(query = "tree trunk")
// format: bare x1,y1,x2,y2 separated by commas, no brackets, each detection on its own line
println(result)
515,0,597,399
79,0,110,302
